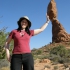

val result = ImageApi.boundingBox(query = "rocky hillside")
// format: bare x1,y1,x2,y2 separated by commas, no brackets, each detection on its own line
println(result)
32,42,70,70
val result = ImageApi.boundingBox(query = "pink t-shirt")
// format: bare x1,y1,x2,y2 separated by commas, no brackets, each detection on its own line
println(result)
9,29,34,54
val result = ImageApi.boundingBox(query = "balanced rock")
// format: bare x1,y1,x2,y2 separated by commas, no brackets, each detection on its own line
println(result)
47,0,70,43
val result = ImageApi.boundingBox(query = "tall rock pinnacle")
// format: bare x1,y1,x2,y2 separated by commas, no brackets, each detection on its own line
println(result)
47,0,70,43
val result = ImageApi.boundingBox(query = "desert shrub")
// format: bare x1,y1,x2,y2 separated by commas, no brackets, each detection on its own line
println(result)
58,58,70,64
54,66,58,70
38,55,48,59
50,45,68,57
35,50,43,55
44,65,50,69
49,45,70,63
32,48,37,51
49,54,60,63
63,63,69,68
0,59,10,68
67,49,70,58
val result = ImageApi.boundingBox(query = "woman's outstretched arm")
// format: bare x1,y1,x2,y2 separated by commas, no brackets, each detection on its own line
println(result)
34,14,50,35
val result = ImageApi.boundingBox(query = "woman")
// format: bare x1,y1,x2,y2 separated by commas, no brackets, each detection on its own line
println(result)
4,14,50,70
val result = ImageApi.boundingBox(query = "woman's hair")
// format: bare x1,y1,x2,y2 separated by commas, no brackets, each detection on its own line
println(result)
17,18,31,35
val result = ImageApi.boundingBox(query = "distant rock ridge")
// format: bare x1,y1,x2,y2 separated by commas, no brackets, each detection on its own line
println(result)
47,0,70,43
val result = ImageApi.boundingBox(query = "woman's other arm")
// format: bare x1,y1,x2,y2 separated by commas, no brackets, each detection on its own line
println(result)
4,37,12,62
34,14,50,35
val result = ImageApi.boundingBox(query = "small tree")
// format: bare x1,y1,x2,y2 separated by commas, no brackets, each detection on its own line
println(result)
50,45,67,57
0,27,14,59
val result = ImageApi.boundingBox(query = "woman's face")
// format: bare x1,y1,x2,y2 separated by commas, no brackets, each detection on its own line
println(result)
21,19,28,29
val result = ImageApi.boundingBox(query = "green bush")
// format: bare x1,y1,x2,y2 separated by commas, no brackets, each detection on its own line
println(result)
50,45,68,57
36,50,43,55
49,45,70,63
0,28,14,59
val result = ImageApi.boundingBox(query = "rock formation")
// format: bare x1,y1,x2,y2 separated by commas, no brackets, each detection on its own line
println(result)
47,0,70,43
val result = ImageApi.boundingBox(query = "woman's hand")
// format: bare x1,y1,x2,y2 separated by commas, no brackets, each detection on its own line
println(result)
7,55,11,62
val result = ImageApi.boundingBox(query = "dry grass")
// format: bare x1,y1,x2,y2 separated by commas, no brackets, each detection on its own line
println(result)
0,67,10,70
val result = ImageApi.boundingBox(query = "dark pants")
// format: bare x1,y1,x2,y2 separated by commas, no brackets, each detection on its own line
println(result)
10,53,34,70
